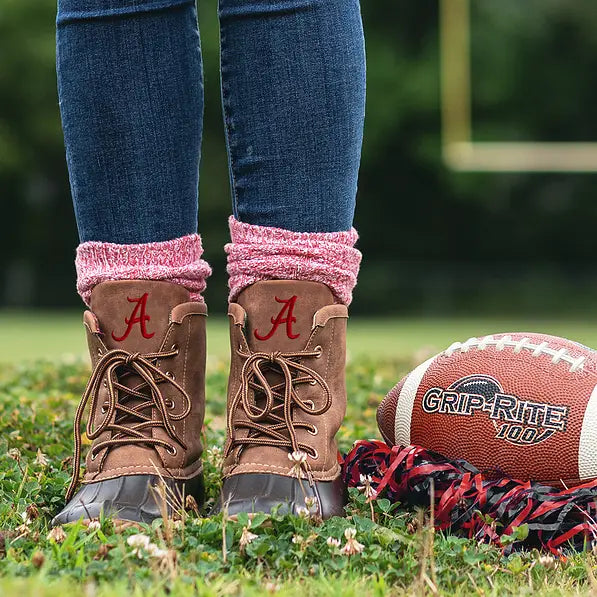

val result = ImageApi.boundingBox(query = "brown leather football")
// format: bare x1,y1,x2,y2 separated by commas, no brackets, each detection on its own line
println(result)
377,332,597,487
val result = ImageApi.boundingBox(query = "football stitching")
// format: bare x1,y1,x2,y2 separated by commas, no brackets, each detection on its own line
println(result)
443,335,586,373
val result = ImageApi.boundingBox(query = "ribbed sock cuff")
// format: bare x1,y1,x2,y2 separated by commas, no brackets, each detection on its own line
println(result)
75,234,212,305
225,216,361,305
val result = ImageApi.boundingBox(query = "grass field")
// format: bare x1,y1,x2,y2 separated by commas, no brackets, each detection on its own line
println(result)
2,312,597,595
4,310,597,364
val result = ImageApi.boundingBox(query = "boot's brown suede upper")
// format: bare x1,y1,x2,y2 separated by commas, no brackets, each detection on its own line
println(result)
66,280,207,500
223,280,348,483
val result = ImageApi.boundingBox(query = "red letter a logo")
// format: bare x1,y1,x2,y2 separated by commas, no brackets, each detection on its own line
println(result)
111,293,155,342
254,295,300,341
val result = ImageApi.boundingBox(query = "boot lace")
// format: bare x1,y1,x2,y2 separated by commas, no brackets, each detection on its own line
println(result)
225,346,331,470
65,345,190,501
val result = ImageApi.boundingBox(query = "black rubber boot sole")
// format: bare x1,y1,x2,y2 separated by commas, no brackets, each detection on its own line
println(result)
213,473,346,519
52,473,204,526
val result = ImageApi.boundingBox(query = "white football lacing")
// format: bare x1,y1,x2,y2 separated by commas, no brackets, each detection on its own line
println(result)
444,335,586,373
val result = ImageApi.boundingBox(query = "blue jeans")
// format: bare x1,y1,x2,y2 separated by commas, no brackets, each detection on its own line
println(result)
56,0,366,243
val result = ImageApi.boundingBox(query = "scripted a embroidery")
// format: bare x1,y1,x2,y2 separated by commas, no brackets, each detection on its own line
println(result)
254,295,300,341
111,293,155,341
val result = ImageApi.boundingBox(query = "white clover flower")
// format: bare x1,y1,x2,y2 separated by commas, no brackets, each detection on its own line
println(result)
288,450,309,479
538,554,557,569
15,524,31,538
340,527,364,556
26,504,40,520
127,533,151,557
35,449,49,467
206,446,223,467
357,474,378,501
304,496,318,511
127,534,151,548
147,543,169,559
239,526,258,552
47,526,67,543
326,537,341,548
341,537,365,556
87,520,101,531
288,450,308,465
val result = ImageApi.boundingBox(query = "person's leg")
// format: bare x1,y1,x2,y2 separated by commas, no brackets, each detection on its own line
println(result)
217,0,365,517
220,0,365,233
53,0,210,525
58,0,202,245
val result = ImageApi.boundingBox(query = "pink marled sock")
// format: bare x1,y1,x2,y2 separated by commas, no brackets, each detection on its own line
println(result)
225,216,361,305
75,234,212,305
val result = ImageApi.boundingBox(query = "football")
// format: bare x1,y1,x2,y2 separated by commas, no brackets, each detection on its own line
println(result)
377,332,597,487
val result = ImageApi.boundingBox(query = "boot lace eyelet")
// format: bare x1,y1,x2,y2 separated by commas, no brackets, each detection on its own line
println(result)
308,425,318,436
310,449,319,460
166,445,177,456
171,344,179,353
97,348,103,356
165,399,175,410
165,371,175,380
314,345,322,358
304,400,315,410
90,452,97,461
309,379,317,386
100,403,108,414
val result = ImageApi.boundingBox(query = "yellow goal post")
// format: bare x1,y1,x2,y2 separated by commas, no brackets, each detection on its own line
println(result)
440,0,597,172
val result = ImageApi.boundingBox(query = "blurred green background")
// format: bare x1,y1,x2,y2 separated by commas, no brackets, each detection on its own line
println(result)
2,0,597,359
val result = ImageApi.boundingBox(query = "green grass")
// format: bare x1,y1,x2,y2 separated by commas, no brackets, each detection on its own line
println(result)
4,309,597,364
2,313,597,595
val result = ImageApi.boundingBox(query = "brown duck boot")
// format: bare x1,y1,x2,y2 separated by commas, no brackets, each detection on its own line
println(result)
53,280,207,525
216,280,348,519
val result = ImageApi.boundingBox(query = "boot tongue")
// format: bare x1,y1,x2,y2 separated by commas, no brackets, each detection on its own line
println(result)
237,280,334,353
90,280,190,353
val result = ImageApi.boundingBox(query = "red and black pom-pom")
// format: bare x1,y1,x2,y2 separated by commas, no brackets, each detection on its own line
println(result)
342,440,597,554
